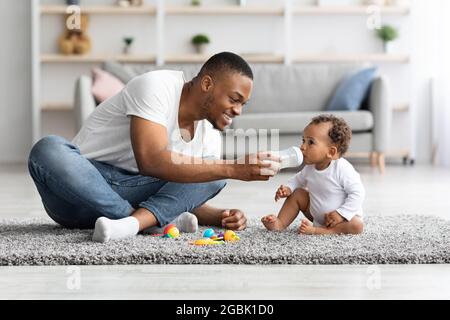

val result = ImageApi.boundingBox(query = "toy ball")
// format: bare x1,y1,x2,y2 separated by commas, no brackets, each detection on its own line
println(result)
223,230,240,242
202,228,215,238
163,224,180,239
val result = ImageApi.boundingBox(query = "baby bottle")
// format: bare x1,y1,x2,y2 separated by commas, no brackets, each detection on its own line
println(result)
260,147,303,175
276,146,303,169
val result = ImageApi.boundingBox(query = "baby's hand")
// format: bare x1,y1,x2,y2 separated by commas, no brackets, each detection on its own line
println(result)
275,185,292,202
325,211,345,228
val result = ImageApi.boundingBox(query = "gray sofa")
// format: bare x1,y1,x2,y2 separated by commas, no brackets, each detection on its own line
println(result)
74,62,391,172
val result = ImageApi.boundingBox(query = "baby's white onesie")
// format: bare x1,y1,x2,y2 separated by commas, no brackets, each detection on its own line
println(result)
286,158,365,227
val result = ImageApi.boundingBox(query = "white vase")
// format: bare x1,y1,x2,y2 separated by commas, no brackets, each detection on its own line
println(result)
383,41,393,54
318,0,353,6
123,45,132,55
391,0,410,6
195,44,208,54
364,0,386,6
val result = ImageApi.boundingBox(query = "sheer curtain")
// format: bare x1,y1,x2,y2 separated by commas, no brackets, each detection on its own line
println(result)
432,0,450,167
412,0,450,167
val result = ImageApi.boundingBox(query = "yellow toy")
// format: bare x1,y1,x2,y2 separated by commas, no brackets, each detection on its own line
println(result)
191,238,225,246
190,229,240,246
223,230,240,242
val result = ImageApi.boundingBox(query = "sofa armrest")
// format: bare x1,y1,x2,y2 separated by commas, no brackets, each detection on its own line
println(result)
74,75,96,132
369,76,392,153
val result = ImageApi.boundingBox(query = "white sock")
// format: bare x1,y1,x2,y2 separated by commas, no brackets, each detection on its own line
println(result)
92,216,139,243
143,212,198,235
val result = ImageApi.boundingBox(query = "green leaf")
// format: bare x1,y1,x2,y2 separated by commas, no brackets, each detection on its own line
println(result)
376,25,399,42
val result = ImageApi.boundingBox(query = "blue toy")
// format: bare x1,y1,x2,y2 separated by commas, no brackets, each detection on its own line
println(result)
202,228,215,238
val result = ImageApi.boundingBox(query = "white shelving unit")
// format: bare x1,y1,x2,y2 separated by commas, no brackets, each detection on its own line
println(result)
293,5,410,15
32,0,411,144
40,53,157,63
165,5,285,15
293,53,410,64
40,4,157,14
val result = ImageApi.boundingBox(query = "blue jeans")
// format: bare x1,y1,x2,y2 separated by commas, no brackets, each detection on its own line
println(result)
28,135,227,229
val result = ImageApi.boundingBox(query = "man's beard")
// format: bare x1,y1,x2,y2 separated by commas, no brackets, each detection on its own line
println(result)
202,95,222,131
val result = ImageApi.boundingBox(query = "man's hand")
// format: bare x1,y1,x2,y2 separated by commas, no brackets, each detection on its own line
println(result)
232,152,281,181
324,211,345,228
275,185,292,202
221,209,247,231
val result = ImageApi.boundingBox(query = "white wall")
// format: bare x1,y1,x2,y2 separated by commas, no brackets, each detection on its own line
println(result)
0,0,32,163
0,0,433,164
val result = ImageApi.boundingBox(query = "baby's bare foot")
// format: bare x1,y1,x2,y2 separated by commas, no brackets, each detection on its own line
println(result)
261,214,284,231
298,218,316,235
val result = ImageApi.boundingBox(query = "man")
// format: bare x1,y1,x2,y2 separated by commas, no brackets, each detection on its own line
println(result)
28,52,279,242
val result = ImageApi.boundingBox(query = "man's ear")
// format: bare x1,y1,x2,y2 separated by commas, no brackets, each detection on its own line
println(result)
200,75,214,92
328,145,338,159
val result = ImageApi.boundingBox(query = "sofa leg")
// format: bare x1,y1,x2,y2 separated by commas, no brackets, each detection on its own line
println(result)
370,152,378,167
377,153,385,174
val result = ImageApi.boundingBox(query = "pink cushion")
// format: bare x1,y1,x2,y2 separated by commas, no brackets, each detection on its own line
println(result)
91,68,125,103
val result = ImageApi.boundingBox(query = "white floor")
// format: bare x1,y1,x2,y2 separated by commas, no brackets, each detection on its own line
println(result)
1,162,450,300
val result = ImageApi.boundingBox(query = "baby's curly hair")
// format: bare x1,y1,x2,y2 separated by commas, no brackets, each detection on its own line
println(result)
309,114,352,156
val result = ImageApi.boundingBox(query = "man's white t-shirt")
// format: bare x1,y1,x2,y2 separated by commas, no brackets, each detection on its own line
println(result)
286,158,365,227
72,70,222,173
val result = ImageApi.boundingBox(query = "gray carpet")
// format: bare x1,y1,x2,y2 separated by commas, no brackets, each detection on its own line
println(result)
1,215,449,265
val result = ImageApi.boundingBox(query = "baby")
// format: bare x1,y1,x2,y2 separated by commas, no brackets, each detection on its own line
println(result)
261,114,365,235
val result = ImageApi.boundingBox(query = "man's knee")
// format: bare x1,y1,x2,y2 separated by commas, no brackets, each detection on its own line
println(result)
29,135,68,163
194,180,227,203
28,135,77,180
209,179,227,194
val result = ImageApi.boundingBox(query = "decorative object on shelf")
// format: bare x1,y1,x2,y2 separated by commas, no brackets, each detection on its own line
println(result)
385,0,410,5
58,14,91,55
191,0,201,6
122,37,134,54
317,0,352,6
191,34,210,54
376,25,399,53
117,0,129,6
66,0,80,5
238,0,247,6
364,0,387,6
117,0,143,7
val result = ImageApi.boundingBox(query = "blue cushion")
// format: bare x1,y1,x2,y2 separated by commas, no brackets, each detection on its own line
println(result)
326,67,377,111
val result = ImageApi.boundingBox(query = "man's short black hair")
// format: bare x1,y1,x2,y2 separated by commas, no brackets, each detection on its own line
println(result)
197,52,253,80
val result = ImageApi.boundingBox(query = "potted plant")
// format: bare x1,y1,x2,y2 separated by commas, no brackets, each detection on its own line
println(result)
191,0,201,6
364,0,387,5
376,25,398,53
191,34,210,54
123,37,134,54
